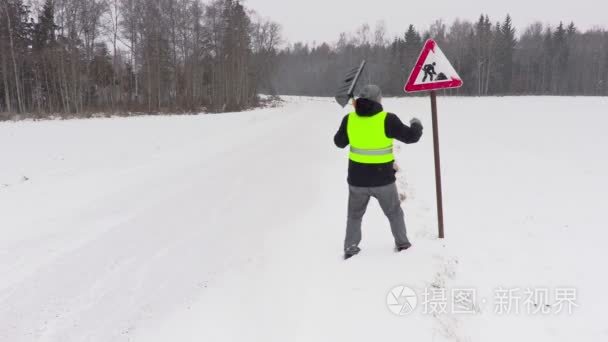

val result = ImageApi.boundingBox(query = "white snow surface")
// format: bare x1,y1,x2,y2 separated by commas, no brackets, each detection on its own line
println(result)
1,96,607,341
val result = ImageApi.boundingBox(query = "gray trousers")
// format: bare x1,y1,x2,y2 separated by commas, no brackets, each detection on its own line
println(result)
344,182,410,253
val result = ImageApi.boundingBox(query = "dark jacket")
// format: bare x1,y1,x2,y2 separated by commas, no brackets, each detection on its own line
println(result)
333,98,423,187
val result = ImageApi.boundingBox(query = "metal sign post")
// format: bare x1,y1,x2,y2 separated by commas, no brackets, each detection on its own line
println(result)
430,91,445,238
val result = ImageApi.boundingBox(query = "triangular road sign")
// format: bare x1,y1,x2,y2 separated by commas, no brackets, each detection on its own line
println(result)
404,39,463,93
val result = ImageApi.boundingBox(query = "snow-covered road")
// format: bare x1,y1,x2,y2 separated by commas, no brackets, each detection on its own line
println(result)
1,96,607,341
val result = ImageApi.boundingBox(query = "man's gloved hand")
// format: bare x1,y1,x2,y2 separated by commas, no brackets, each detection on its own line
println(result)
410,118,422,126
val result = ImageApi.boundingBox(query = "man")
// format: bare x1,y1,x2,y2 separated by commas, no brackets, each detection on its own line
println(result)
422,62,437,82
334,85,423,259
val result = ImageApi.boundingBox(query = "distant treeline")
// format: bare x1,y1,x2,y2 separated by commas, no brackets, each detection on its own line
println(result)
272,15,608,97
0,0,281,118
2,4,607,120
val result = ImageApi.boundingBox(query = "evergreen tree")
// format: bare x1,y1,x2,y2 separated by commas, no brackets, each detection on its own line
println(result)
33,0,56,51
404,25,422,52
499,15,517,93
403,25,422,84
553,22,569,93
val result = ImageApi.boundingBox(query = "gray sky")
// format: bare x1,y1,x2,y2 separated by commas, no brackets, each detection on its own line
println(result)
246,0,606,45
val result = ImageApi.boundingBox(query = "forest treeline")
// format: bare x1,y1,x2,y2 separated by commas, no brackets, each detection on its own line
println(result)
273,15,608,97
2,4,608,119
0,0,281,118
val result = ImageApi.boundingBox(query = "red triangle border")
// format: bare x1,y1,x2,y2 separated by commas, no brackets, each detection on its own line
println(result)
404,39,463,93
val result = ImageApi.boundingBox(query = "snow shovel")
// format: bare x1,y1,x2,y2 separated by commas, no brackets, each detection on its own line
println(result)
335,60,367,108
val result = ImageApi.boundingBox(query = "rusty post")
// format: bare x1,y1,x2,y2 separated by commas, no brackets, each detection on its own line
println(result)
430,91,445,238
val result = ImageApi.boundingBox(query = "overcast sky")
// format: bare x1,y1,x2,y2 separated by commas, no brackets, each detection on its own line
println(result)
246,0,607,45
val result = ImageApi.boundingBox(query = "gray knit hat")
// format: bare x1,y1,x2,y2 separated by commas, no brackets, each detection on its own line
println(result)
358,84,382,103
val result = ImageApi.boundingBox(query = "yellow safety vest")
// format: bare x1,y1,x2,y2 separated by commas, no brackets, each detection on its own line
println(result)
346,111,394,164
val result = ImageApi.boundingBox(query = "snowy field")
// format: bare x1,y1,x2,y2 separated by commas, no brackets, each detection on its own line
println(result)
1,96,607,342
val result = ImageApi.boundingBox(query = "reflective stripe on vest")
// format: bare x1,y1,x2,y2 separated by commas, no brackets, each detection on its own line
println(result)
350,146,394,155
346,111,394,164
